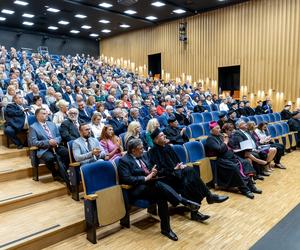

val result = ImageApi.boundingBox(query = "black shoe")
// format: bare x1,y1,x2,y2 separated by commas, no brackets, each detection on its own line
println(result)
191,211,210,222
17,144,24,149
250,186,262,194
256,175,265,180
161,230,178,241
181,198,200,211
261,171,270,176
242,191,255,199
206,194,229,204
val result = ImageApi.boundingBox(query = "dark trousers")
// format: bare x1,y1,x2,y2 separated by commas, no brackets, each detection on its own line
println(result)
4,126,26,146
162,167,210,204
129,181,183,232
40,146,69,183
271,143,285,164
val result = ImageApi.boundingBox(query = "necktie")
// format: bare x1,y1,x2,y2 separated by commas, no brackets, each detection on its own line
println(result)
139,159,150,175
86,138,92,151
43,124,53,139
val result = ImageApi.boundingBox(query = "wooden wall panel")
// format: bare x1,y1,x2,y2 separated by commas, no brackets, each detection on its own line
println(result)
100,0,300,109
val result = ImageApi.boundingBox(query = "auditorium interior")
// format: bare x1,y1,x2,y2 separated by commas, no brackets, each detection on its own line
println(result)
1,0,300,249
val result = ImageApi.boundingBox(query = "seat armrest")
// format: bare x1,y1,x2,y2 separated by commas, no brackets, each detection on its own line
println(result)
69,162,80,167
121,184,132,189
84,194,98,200
208,156,217,160
29,146,38,151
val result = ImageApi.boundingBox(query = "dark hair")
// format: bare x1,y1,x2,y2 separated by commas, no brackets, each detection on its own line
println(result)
33,95,41,104
257,122,267,130
35,107,46,116
127,138,143,154
79,122,90,131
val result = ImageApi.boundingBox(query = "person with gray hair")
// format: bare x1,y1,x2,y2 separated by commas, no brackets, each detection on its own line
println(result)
59,108,81,144
108,108,128,136
118,138,201,241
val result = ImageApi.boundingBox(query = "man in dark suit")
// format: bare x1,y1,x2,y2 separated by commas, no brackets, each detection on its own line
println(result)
174,105,190,126
28,108,70,189
78,100,93,123
163,116,188,145
255,100,265,115
288,112,300,147
280,104,298,120
108,108,128,136
244,101,255,116
139,99,151,118
118,138,200,241
25,84,46,105
128,107,147,130
104,95,115,111
4,94,31,149
59,108,81,145
143,106,159,129
62,86,76,106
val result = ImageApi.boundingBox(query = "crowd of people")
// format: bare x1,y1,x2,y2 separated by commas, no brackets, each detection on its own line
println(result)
1,46,300,241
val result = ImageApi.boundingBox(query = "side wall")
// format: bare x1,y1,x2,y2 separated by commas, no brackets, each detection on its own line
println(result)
100,0,300,109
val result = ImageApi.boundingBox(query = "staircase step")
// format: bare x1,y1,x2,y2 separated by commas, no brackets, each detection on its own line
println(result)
0,146,29,160
0,156,49,182
0,130,27,148
0,196,85,250
0,176,67,213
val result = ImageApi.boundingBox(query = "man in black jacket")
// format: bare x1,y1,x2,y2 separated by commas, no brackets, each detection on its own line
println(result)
108,108,128,136
4,94,32,148
59,108,81,145
244,101,255,116
255,100,265,115
118,139,200,241
288,112,300,147
148,128,228,223
280,104,298,120
163,116,188,145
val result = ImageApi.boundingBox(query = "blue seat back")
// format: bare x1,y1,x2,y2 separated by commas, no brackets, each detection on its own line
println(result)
157,115,167,128
255,115,263,125
201,122,211,136
201,112,213,122
189,124,204,139
28,115,37,126
269,113,276,122
262,115,270,123
280,122,289,134
274,124,283,136
248,116,257,124
119,132,126,149
241,116,250,123
172,145,188,164
183,141,205,163
191,113,204,123
267,125,276,138
67,140,76,163
81,161,117,195
211,111,220,121
274,112,281,121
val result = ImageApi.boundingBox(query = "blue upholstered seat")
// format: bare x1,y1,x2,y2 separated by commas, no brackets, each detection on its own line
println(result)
172,144,188,164
183,141,205,163
28,115,37,126
188,123,205,140
201,122,211,136
211,111,220,121
201,112,213,122
268,113,276,122
190,113,204,123
274,112,281,121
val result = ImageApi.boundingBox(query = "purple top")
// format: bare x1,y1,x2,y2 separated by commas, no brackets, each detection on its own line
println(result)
100,139,122,161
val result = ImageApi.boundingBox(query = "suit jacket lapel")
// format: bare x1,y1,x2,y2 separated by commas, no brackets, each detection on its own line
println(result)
36,123,49,139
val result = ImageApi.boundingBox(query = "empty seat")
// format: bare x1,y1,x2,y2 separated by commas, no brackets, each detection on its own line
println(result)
201,122,211,136
187,123,206,141
201,112,213,122
211,111,220,121
172,144,188,164
268,113,276,123
274,112,281,121
254,115,263,125
190,113,204,124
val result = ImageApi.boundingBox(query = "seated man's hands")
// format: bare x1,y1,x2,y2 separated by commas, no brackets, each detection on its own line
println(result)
92,148,101,157
174,162,187,170
49,139,58,147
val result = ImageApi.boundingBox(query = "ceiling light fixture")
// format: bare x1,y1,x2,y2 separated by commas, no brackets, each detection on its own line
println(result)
70,30,80,34
1,9,15,15
151,1,165,7
75,14,87,19
99,2,113,8
22,13,34,18
58,20,69,25
23,21,34,26
90,33,99,37
99,19,110,24
81,25,91,29
0,17,6,21
124,10,137,15
14,0,29,6
101,29,111,33
146,16,157,20
173,9,186,14
48,26,58,30
120,24,130,28
47,7,60,13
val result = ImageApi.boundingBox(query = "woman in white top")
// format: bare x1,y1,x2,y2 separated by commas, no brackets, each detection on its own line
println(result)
90,112,105,140
30,95,52,116
53,99,69,126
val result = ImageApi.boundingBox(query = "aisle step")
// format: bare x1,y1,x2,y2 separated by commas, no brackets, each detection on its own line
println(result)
0,146,29,160
0,195,85,250
0,176,67,213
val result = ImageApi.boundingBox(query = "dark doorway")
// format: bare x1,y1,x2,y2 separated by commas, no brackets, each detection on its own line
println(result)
218,65,240,98
148,53,161,78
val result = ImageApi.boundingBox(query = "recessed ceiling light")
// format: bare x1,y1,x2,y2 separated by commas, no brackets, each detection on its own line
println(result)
124,10,137,15
120,24,130,28
48,26,58,30
58,20,69,25
47,7,60,13
101,29,111,33
151,1,165,7
70,30,80,34
146,16,157,20
99,2,113,8
173,9,186,14
23,21,34,26
81,25,91,29
14,0,29,6
0,17,6,21
99,19,110,24
75,14,87,19
22,13,34,18
90,33,99,37
1,9,15,15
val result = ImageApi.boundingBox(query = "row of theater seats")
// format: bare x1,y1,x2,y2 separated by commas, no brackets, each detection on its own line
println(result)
80,140,213,244
190,111,282,124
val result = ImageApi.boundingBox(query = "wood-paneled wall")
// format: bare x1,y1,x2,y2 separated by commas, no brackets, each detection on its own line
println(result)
101,0,300,110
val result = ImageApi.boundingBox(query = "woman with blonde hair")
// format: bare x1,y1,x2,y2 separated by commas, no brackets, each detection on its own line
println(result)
145,118,160,148
90,112,105,140
124,121,141,150
53,99,69,126
100,125,122,161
